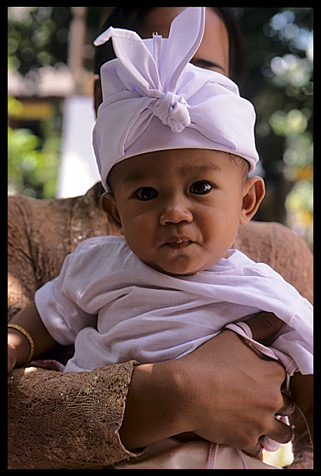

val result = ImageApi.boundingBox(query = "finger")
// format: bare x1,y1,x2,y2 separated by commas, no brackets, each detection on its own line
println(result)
277,392,296,417
242,442,263,460
266,418,293,444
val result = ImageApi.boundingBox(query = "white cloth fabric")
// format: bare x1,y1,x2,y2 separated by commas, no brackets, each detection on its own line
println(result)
35,235,313,377
112,440,282,469
92,7,259,191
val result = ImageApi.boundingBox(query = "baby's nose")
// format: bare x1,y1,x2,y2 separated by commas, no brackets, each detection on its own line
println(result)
159,197,193,225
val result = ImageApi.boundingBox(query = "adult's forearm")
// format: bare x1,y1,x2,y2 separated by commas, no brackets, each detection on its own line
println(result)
8,363,139,469
8,328,294,469
119,359,187,449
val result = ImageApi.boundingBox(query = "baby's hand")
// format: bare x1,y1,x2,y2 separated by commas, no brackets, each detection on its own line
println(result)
246,312,284,345
8,338,18,373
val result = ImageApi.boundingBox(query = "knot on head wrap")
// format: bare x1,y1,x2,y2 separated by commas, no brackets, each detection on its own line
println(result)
93,7,259,191
152,92,190,133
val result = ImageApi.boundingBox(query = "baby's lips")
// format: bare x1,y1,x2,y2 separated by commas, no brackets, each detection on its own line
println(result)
165,236,193,245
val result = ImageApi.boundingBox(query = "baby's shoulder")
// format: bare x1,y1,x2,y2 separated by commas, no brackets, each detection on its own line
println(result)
65,235,131,270
228,249,282,277
74,235,126,254
60,235,139,286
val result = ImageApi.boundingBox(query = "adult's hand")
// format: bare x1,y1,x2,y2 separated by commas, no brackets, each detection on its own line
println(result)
120,324,293,452
178,330,292,451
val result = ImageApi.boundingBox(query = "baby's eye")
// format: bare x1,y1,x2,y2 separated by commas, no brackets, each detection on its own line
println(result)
135,187,158,201
189,181,213,195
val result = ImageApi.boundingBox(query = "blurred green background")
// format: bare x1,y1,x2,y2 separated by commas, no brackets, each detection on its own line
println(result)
8,7,313,249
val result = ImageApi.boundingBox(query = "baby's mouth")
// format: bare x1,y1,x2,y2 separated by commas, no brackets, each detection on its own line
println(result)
164,237,194,249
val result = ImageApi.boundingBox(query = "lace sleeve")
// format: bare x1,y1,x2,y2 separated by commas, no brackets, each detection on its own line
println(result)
8,196,38,316
8,362,142,469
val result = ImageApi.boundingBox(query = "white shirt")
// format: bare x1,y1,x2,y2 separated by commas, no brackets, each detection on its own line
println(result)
35,236,313,375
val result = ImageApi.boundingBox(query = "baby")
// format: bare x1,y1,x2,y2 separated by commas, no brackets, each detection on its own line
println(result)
8,7,312,469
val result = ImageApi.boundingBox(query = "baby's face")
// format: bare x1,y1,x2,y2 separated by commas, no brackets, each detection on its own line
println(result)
104,149,263,276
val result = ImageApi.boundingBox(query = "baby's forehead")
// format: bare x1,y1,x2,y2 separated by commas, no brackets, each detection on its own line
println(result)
109,148,244,186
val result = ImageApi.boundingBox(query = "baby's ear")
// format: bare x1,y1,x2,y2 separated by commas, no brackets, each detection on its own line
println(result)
101,193,123,234
239,176,265,225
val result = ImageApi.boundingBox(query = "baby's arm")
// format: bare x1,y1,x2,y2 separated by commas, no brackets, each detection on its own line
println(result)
8,301,58,373
245,311,285,345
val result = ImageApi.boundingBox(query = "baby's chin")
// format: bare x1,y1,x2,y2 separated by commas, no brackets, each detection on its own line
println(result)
133,242,230,277
141,257,219,277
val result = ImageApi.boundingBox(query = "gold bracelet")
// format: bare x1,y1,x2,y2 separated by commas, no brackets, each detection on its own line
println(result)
8,324,35,363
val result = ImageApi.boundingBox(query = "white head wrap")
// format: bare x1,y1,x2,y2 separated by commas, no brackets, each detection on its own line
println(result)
93,7,259,191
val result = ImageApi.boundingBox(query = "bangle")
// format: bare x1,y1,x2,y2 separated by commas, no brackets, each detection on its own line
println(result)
8,324,35,363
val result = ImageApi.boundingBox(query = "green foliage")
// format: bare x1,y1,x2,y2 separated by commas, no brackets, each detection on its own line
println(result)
8,124,60,198
8,7,71,74
8,6,68,198
8,96,60,198
237,7,313,247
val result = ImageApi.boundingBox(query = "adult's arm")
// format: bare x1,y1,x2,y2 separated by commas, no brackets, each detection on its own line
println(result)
8,188,113,362
8,362,138,469
8,186,112,320
8,328,291,469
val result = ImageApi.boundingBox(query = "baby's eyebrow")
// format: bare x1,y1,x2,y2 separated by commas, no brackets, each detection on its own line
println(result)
124,164,222,183
122,172,150,184
121,163,222,185
182,164,222,174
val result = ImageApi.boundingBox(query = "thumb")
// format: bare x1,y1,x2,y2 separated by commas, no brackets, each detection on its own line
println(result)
246,312,284,344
